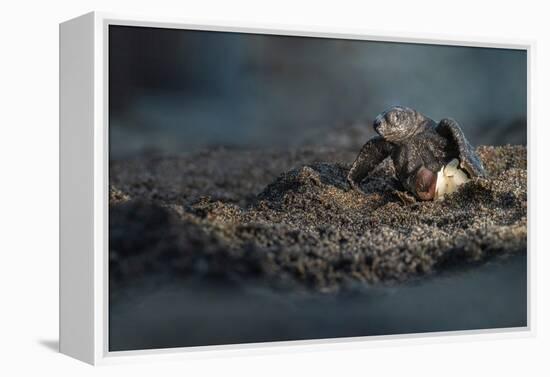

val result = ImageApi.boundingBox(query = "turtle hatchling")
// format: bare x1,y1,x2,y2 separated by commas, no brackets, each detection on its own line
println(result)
347,106,485,201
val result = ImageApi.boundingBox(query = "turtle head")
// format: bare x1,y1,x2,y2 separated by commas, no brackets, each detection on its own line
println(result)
373,106,428,143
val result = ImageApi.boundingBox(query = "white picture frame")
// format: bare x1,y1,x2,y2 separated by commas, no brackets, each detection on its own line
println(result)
59,11,534,365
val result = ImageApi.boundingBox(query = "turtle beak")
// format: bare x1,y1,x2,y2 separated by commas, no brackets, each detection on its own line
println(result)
373,115,384,135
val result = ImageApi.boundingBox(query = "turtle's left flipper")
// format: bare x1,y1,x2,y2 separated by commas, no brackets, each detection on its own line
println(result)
347,136,393,193
435,118,486,178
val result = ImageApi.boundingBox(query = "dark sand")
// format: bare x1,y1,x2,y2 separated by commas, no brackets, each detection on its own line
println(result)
109,145,526,292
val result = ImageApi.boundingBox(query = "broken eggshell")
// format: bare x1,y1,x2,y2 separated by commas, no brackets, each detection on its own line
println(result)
434,159,470,200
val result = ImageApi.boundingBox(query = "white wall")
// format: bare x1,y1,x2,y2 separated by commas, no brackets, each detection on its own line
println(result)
0,0,548,375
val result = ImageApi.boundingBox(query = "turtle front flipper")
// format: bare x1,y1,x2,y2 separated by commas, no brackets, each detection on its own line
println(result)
347,136,393,193
435,118,486,178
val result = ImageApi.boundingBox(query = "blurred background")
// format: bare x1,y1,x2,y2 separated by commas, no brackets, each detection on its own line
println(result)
109,25,527,159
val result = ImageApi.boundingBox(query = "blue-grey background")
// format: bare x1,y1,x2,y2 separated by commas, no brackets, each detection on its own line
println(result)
109,26,526,159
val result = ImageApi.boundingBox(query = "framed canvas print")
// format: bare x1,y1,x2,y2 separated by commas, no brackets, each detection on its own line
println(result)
59,11,532,365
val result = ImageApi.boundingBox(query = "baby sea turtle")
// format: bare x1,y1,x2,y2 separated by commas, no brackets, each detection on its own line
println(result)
347,106,485,201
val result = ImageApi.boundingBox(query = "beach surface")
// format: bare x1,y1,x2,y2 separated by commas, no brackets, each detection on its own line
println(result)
109,145,526,292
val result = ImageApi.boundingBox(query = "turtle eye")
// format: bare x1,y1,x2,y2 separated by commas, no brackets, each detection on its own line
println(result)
392,112,401,123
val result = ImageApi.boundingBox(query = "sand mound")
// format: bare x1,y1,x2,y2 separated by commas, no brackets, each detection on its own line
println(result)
109,145,526,291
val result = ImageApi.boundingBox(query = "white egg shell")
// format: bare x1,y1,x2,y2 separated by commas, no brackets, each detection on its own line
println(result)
434,159,470,201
